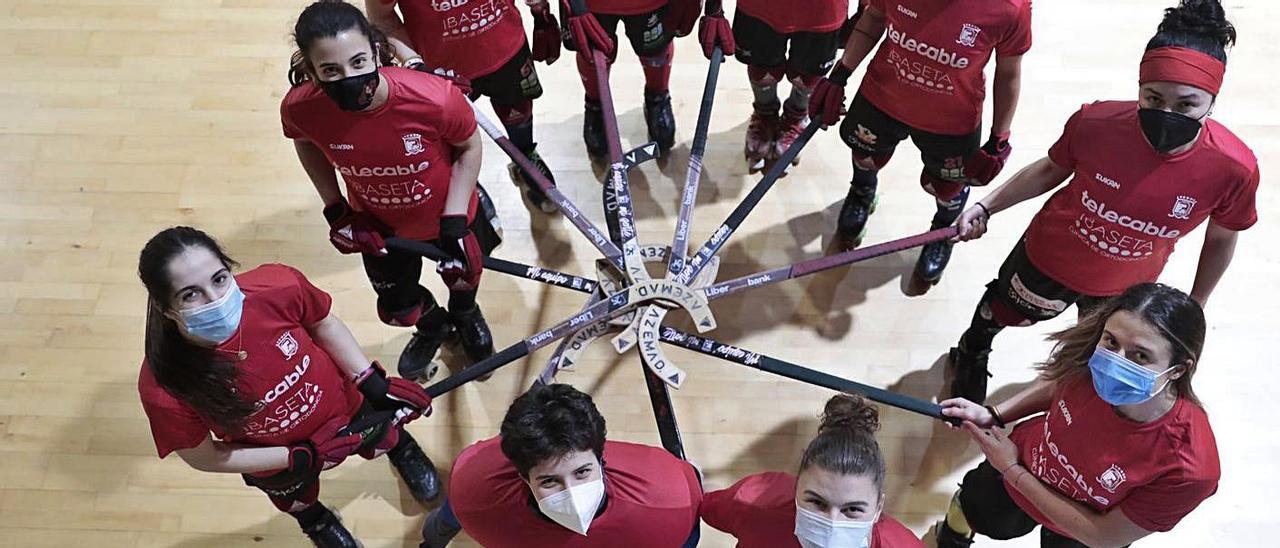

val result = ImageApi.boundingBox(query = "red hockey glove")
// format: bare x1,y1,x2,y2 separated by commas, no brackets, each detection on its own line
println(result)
323,199,387,256
697,12,735,59
564,2,616,59
531,2,562,64
289,416,363,472
356,361,433,424
809,61,853,127
435,214,483,291
964,132,1012,186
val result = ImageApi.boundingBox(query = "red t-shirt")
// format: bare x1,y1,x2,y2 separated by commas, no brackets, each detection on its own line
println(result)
737,0,849,34
586,0,666,16
1007,377,1220,535
281,67,479,241
450,437,703,547
859,0,1032,134
138,264,363,458
1024,100,1260,296
702,471,923,548
390,0,527,79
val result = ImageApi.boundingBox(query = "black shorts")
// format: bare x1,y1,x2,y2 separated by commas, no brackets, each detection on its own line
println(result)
361,187,502,312
732,10,841,75
958,460,1127,547
840,92,980,182
990,238,1104,323
469,44,543,106
562,6,673,57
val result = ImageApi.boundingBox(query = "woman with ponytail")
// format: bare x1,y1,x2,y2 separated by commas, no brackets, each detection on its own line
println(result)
136,227,439,548
701,393,922,547
943,0,1259,405
933,283,1219,547
282,0,503,384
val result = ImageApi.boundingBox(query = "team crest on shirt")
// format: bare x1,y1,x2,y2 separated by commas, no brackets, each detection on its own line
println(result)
956,23,981,47
1097,464,1128,493
276,331,299,360
402,133,425,156
1169,195,1197,220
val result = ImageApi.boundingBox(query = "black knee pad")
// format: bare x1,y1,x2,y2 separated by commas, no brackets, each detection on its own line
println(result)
958,462,1040,540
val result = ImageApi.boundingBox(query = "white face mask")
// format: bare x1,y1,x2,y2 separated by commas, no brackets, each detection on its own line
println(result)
794,504,878,548
535,477,605,536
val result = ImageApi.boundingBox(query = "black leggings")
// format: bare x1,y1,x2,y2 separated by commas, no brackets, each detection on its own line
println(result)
958,461,1130,548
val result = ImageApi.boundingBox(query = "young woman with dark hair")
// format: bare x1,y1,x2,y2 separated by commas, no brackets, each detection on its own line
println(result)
418,383,703,547
702,393,921,547
945,0,1258,404
135,226,438,548
365,0,562,213
934,283,1219,547
807,0,1032,286
282,0,504,382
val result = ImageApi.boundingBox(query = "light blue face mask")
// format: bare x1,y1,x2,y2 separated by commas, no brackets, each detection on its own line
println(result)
178,279,244,345
1087,346,1176,406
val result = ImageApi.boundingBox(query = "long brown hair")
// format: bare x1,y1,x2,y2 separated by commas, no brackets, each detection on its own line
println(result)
138,227,257,433
1037,283,1206,406
287,0,396,86
798,393,885,495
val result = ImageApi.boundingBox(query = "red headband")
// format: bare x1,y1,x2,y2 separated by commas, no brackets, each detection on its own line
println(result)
1139,46,1225,95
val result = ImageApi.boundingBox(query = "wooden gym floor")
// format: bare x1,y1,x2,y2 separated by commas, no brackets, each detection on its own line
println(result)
1,0,1275,546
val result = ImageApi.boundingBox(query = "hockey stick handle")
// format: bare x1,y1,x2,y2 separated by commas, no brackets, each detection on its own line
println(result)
702,227,959,299
669,45,723,276
678,121,822,285
657,327,958,424
467,102,624,266
385,237,598,294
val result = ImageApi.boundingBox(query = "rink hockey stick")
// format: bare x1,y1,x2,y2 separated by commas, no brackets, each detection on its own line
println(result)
385,237,598,294
566,0,649,283
567,0,683,457
697,227,959,300
622,46,721,458
468,101,624,270
657,327,959,425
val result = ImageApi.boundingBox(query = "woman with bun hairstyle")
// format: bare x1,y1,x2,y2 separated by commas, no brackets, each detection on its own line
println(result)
282,1,503,383
701,393,922,547
945,0,1259,405
136,227,438,548
934,283,1218,547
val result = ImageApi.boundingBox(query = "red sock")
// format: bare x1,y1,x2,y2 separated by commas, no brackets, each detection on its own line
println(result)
640,42,674,93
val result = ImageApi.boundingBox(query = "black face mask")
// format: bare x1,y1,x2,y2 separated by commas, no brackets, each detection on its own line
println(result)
1137,108,1204,154
318,69,380,111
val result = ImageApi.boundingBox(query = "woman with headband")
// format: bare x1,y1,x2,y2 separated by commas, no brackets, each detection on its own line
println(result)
945,0,1259,404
